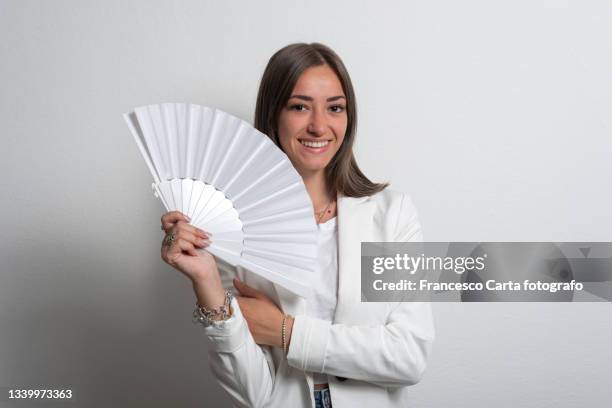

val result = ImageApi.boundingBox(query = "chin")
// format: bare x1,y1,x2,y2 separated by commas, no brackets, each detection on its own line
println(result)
295,160,329,174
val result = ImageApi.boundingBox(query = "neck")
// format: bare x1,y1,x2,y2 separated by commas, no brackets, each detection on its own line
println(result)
300,169,334,208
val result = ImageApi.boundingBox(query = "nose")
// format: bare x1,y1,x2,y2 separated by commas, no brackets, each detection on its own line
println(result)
307,109,327,137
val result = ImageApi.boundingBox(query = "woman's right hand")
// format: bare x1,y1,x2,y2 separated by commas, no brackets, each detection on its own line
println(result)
160,211,217,284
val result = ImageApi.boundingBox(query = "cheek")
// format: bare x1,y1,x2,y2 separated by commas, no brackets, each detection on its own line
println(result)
276,115,292,147
277,115,303,149
277,131,293,153
333,120,348,147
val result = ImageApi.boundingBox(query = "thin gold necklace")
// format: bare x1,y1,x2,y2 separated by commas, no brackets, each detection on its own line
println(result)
315,200,335,224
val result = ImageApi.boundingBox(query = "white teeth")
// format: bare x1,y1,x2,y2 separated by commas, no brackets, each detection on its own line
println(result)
299,140,329,148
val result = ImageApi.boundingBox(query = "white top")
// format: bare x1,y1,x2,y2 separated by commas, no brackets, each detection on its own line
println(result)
307,216,339,385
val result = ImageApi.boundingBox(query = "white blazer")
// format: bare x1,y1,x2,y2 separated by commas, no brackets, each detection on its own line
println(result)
201,188,435,408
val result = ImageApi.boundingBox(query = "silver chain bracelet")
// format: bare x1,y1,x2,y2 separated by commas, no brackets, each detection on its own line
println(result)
192,290,233,327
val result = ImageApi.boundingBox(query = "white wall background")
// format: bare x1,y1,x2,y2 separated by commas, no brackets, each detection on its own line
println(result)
1,0,611,407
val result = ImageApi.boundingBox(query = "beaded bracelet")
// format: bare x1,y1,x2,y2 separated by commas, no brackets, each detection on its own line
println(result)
281,314,292,355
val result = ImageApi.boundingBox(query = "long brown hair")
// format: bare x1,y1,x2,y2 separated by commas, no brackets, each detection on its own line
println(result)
254,42,388,198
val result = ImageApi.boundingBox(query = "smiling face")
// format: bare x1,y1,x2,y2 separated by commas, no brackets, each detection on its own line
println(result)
276,64,348,177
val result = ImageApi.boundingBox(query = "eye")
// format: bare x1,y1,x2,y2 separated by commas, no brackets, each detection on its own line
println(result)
290,104,307,111
329,105,345,113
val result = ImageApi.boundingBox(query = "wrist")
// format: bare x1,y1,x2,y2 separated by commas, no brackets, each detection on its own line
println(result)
190,264,220,287
192,275,225,310
192,290,234,326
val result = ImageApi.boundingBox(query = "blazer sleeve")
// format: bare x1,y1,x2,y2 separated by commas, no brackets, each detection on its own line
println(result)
286,193,435,388
198,262,276,408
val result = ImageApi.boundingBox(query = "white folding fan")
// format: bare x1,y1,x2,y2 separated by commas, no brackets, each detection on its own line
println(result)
123,103,317,298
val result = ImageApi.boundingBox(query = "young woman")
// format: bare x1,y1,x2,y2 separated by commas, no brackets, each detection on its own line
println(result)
160,43,434,408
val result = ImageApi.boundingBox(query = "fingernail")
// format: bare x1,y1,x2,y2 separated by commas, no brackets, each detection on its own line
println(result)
185,215,191,222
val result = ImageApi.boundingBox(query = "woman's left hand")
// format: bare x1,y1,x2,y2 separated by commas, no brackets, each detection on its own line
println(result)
233,278,290,348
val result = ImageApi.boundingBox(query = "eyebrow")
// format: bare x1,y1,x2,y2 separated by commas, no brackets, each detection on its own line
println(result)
289,94,346,102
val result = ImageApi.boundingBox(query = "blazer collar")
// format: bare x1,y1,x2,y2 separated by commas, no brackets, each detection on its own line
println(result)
273,194,376,318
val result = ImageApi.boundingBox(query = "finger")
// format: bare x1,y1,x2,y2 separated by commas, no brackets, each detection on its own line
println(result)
161,234,174,256
167,237,199,259
172,222,212,240
160,241,169,260
174,229,210,248
161,211,190,225
233,278,263,299
161,211,191,232
233,279,245,296
178,239,199,257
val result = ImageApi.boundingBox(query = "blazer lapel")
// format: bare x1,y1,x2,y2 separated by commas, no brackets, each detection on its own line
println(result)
334,194,375,321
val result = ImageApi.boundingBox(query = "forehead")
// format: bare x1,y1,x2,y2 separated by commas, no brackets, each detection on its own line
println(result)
291,65,345,96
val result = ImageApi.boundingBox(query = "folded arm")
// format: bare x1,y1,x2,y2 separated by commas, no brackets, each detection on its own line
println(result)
199,264,276,408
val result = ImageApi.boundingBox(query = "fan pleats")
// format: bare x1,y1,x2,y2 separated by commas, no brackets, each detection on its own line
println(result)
125,103,317,298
